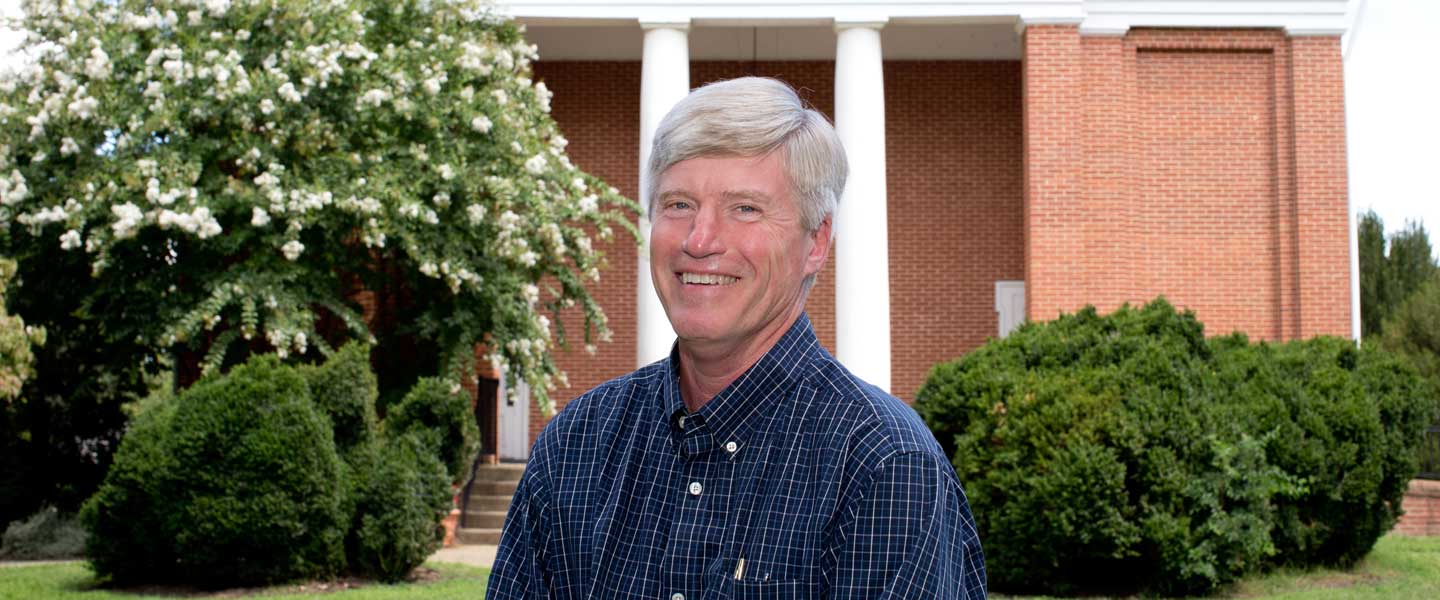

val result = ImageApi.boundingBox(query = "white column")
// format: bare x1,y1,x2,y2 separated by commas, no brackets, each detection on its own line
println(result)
833,20,891,392
637,21,690,366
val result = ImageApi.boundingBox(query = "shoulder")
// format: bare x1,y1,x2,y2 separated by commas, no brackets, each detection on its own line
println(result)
524,360,667,475
800,353,947,463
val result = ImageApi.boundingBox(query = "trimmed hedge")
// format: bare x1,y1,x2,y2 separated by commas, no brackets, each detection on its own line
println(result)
385,377,479,485
81,350,470,587
302,341,380,457
82,358,347,587
348,433,452,582
916,299,1436,596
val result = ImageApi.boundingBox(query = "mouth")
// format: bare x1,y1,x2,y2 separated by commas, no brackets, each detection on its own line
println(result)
678,272,739,286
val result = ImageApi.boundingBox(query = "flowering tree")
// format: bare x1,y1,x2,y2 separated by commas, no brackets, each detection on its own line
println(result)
0,0,634,414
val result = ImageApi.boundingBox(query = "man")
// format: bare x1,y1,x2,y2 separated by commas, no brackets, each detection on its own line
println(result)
488,77,986,599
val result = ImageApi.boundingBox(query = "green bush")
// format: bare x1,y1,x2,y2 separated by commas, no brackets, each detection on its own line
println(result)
916,299,1435,596
1,506,85,560
82,357,346,587
347,433,451,583
302,342,380,457
385,378,479,485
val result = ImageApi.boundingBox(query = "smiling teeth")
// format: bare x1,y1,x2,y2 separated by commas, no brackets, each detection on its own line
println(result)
681,273,738,285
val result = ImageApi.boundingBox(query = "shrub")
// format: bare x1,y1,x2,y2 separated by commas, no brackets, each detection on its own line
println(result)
302,341,380,456
1380,273,1440,385
385,377,479,485
916,298,1435,596
347,433,451,583
82,356,346,587
78,391,180,583
0,506,85,560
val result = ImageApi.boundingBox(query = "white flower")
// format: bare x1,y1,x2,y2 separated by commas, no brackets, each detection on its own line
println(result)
466,203,486,225
111,202,144,239
420,261,439,277
579,194,598,213
491,89,507,105
277,82,302,103
432,191,451,208
524,154,547,175
423,78,441,95
438,163,455,180
292,331,307,354
281,239,304,260
259,98,275,114
59,229,82,250
60,137,80,156
521,284,539,306
357,88,391,108
471,115,492,133
205,0,231,17
535,81,552,113
85,47,112,80
251,206,271,226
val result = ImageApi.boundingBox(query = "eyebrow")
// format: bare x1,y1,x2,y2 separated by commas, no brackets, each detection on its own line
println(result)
655,189,776,204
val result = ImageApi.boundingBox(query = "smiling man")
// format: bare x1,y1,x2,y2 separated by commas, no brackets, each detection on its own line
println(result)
487,77,986,599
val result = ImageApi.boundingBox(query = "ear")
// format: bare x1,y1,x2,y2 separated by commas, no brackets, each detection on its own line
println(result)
803,216,833,277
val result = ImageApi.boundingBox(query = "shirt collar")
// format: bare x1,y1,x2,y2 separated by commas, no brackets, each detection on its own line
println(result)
663,313,822,452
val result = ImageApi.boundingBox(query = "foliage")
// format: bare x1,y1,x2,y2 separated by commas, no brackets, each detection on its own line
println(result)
1359,211,1438,339
384,376,479,485
82,356,347,587
0,0,636,417
348,433,451,583
302,340,379,456
0,505,85,560
1379,273,1440,385
915,298,1436,596
80,347,469,587
0,257,44,401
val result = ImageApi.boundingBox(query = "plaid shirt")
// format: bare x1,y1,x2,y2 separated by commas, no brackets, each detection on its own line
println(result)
488,314,986,599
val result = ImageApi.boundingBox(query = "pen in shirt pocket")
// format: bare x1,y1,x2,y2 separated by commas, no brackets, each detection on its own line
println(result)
733,555,746,580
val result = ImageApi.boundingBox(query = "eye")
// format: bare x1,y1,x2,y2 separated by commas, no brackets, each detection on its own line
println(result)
736,204,758,214
664,200,692,211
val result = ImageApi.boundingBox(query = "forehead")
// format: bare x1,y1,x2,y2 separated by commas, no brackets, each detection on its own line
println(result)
656,153,792,200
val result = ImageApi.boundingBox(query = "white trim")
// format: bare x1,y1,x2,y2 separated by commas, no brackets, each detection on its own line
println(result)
501,1,1348,37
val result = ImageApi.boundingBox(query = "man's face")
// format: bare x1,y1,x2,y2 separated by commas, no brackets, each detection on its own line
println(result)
650,153,831,351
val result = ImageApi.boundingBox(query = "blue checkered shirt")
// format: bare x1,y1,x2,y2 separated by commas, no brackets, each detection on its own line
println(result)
487,314,986,599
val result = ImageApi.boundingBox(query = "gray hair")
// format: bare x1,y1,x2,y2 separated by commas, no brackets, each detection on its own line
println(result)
646,77,848,233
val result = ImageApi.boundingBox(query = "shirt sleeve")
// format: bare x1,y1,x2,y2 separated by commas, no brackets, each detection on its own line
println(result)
486,470,550,599
822,451,988,599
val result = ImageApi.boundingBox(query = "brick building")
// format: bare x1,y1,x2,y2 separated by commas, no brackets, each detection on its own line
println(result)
480,0,1358,460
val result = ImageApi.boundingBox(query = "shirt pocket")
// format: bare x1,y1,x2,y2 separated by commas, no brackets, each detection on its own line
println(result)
725,577,822,600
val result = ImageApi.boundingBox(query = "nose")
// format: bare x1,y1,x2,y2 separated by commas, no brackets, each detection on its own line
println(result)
681,207,725,258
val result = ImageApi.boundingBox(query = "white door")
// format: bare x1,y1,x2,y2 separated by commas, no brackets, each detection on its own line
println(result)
995,281,1026,339
497,376,530,461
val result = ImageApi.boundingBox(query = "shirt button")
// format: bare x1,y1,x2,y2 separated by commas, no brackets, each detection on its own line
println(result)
688,481,703,496
725,441,738,453
677,416,687,429
671,594,685,600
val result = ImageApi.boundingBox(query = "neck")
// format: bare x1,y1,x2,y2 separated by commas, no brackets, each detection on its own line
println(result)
676,305,805,413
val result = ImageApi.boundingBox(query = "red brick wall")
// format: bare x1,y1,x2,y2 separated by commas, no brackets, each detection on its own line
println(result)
1396,480,1440,536
885,62,1024,400
1023,27,1352,340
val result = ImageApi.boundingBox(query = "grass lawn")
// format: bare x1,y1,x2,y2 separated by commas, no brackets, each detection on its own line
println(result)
1,536,1436,599
0,561,488,599
993,535,1440,599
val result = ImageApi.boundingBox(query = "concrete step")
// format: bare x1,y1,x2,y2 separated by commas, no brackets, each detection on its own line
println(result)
465,495,514,512
458,528,502,545
463,510,509,529
466,479,519,497
470,463,527,482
